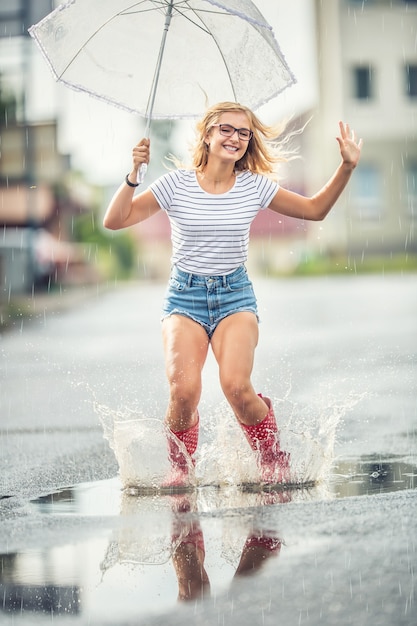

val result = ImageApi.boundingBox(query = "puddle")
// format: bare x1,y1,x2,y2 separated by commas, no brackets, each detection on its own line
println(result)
1,456,415,624
1,482,287,623
330,455,417,498
28,456,417,519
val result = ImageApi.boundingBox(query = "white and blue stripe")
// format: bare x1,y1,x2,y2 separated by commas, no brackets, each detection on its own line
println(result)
149,169,279,275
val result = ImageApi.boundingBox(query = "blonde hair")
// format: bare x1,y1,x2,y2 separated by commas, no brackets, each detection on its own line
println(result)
190,101,294,178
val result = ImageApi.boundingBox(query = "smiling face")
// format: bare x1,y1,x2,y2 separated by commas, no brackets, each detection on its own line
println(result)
205,111,252,165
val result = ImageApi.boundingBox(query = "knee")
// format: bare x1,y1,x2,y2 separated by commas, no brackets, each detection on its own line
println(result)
168,377,201,412
220,374,251,408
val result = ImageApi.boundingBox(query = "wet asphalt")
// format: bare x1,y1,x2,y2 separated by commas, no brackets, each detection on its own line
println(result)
0,274,416,625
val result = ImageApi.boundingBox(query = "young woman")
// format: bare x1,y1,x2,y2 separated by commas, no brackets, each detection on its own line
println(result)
103,101,362,485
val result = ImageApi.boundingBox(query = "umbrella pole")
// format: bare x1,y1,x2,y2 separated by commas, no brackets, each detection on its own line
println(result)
145,0,174,136
138,1,174,183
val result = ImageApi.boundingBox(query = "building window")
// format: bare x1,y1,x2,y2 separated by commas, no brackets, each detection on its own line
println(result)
351,164,383,220
405,163,417,217
405,64,417,98
353,65,374,100
346,0,374,5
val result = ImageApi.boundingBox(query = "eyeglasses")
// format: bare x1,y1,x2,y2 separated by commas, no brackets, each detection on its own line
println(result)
212,124,253,141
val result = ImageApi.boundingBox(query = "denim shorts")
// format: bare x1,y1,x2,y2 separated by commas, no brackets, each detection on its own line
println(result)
161,265,258,338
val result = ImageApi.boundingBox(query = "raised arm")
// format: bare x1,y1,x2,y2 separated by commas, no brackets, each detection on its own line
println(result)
269,122,363,221
103,138,161,230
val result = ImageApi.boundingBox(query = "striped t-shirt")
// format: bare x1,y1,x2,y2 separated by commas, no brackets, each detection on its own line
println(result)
149,169,279,275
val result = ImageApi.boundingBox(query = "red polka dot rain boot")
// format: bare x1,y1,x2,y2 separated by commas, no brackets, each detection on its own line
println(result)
240,395,290,483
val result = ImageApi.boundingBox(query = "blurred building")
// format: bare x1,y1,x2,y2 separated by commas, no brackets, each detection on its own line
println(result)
1,0,416,287
0,0,95,297
306,0,417,260
137,0,417,277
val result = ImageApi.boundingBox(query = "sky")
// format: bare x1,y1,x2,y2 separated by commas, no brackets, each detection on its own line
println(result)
24,0,318,185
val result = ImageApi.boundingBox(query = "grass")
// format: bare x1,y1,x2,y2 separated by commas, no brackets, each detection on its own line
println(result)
287,253,417,277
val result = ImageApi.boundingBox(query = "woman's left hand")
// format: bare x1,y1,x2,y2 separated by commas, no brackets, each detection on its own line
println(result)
336,122,363,169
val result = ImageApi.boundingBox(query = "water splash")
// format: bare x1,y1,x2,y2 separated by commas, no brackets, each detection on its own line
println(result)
95,390,365,492
96,401,193,490
100,492,192,573
282,391,367,485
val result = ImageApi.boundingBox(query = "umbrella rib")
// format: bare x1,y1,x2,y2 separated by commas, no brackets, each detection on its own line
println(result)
56,1,159,79
122,0,171,16
179,2,238,101
172,2,229,36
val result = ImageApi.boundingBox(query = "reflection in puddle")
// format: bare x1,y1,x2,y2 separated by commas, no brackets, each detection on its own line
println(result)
1,456,415,623
331,456,417,498
1,484,287,622
1,580,80,617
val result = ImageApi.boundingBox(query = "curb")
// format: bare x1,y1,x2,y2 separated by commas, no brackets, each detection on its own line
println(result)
0,284,107,332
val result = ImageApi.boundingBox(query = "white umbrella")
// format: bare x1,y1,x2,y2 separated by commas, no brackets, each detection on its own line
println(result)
29,0,296,179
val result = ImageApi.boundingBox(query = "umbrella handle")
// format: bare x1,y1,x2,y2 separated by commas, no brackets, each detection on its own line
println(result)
137,163,147,184
136,2,173,187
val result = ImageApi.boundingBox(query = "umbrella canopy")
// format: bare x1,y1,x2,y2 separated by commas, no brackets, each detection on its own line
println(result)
29,0,296,122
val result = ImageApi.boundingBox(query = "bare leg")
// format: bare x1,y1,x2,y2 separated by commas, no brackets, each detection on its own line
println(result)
162,314,209,432
233,534,281,579
172,518,210,602
172,541,210,601
171,495,210,601
211,312,289,482
211,312,268,425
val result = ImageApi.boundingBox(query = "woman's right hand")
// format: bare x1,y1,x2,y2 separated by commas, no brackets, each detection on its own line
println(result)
132,138,150,175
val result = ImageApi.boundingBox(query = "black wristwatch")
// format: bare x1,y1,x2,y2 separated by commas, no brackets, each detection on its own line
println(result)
125,174,139,187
